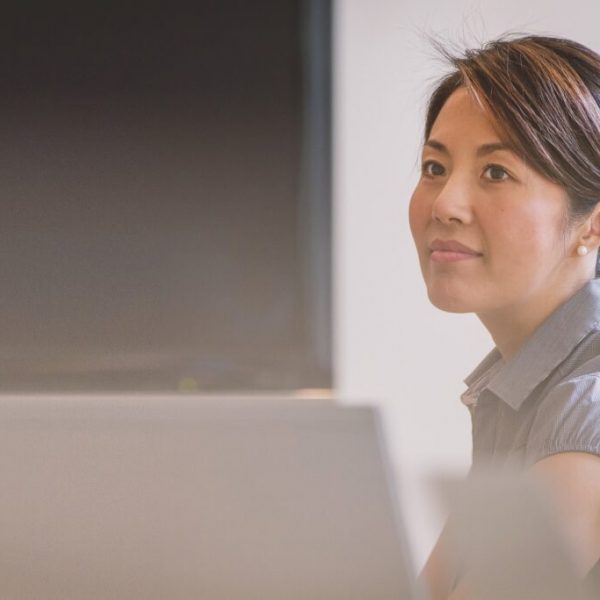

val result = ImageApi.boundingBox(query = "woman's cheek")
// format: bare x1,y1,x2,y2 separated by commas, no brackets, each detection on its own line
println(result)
408,189,429,243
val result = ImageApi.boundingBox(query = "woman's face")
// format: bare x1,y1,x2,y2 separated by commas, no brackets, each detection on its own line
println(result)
408,87,578,316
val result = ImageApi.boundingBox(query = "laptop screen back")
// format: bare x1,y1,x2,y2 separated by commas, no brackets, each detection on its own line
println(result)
0,396,417,600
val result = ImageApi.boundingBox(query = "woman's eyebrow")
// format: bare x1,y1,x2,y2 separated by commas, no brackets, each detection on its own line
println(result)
424,138,516,157
475,142,516,157
423,139,448,154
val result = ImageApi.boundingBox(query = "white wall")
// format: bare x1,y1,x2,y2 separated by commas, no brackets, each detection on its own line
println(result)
333,0,600,569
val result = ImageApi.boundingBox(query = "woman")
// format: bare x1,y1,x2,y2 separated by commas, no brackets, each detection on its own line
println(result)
409,35,600,599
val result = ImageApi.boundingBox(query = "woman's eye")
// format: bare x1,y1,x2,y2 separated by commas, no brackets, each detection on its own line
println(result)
483,164,510,181
422,160,445,177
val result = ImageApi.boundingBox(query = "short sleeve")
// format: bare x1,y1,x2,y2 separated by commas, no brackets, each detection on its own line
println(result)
524,374,600,467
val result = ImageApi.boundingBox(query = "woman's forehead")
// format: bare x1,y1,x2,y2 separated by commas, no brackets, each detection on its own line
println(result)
431,88,495,133
428,88,514,152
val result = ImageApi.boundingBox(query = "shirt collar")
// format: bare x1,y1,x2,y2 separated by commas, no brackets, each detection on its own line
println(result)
463,279,600,411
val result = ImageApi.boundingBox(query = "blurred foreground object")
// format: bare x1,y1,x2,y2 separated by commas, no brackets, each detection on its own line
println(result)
0,396,417,599
435,469,598,600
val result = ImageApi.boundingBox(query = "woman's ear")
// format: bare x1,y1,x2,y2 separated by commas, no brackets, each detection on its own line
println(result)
579,203,600,249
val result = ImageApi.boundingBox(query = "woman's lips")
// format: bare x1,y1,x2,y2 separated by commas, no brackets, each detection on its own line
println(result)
430,250,482,263
429,239,483,263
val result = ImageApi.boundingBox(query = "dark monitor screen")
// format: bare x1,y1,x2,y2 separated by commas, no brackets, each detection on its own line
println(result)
0,1,331,392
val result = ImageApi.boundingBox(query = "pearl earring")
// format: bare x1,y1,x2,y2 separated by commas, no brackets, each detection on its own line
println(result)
577,245,589,256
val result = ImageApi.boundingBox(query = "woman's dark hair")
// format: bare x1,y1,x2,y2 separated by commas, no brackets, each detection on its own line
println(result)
425,35,600,276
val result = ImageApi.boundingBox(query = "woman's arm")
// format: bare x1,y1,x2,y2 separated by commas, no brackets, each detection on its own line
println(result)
418,519,460,600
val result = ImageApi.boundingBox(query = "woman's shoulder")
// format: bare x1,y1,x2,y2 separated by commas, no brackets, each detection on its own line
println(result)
561,328,600,381
524,351,600,466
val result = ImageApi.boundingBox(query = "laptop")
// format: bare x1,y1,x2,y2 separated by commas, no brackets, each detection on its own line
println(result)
0,395,421,600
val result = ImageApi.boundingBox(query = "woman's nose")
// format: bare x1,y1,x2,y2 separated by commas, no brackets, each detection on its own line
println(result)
430,176,474,225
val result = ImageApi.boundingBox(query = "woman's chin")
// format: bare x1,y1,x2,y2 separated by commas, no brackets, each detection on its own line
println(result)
426,286,475,313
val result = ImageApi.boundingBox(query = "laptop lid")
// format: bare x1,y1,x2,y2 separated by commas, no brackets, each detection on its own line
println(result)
0,395,419,600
